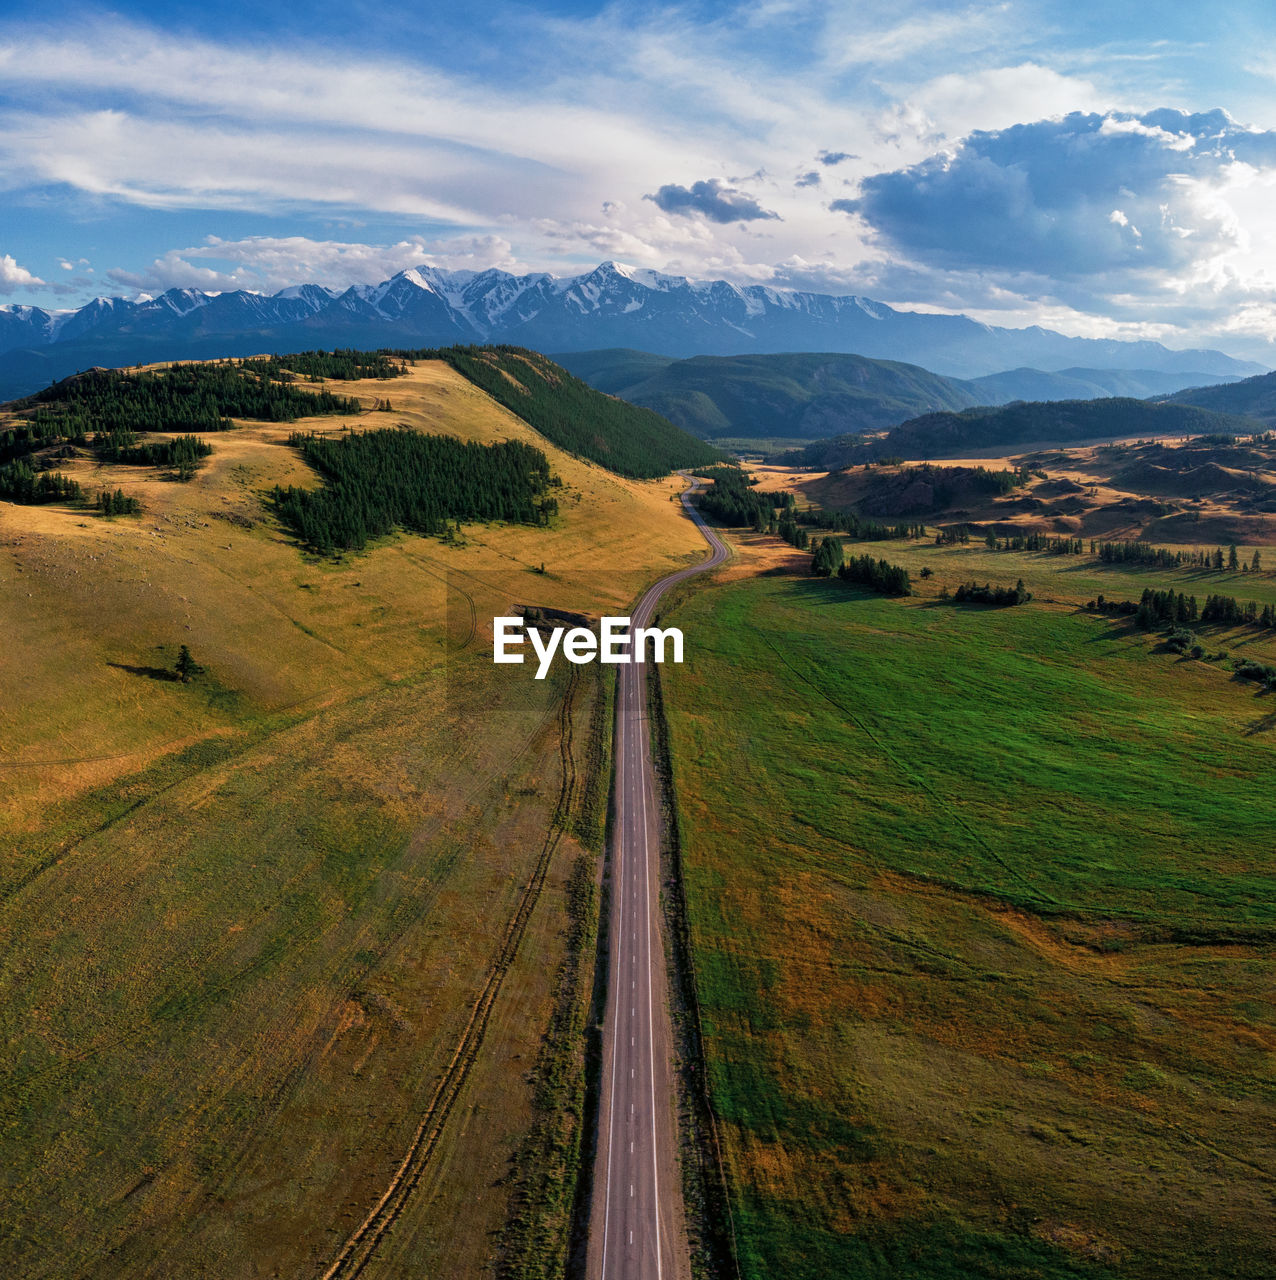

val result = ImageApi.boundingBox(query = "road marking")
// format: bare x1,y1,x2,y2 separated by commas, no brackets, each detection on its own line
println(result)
595,479,726,1280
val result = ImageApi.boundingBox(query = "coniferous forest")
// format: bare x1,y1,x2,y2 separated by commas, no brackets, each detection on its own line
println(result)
24,363,362,437
0,460,83,504
394,346,723,479
239,350,408,382
273,427,560,553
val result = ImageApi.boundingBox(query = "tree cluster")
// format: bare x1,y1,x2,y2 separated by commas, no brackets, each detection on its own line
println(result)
239,350,408,382
1233,657,1276,688
96,488,142,516
0,460,83,504
1,419,87,466
799,506,924,540
837,553,912,596
697,467,774,528
1095,540,1255,571
953,579,1032,607
1164,627,1206,659
934,526,970,545
1090,586,1276,632
986,532,1083,555
811,536,843,576
98,431,212,476
273,427,560,554
1201,593,1276,628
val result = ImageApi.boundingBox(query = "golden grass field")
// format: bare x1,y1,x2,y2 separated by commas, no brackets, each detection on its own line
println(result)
0,359,702,1278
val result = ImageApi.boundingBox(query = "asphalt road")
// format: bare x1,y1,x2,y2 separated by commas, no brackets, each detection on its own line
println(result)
589,479,729,1280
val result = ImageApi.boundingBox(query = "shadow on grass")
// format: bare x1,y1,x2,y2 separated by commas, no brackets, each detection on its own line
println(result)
1057,559,1251,585
1245,700,1276,735
108,662,180,682
782,576,909,608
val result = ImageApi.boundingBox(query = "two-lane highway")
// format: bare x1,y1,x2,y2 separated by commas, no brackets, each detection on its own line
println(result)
589,478,729,1280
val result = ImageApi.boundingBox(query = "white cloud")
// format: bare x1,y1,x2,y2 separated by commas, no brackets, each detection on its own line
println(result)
897,63,1111,138
3,8,1276,355
0,253,44,292
105,234,527,294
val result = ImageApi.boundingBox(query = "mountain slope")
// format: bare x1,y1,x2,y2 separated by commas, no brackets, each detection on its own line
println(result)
550,347,677,394
557,350,1244,444
430,345,724,478
968,366,1238,403
570,351,985,440
1162,369,1276,424
0,261,1261,400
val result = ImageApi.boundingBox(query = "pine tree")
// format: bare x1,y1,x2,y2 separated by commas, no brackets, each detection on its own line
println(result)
175,645,204,683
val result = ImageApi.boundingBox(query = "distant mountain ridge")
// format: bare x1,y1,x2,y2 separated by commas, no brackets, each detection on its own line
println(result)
0,260,1261,402
554,349,1242,443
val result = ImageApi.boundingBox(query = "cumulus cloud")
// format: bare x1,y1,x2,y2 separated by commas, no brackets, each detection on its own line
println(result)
0,253,45,293
841,109,1276,285
644,178,779,223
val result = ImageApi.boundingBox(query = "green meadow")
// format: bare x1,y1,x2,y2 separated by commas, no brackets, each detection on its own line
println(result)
663,567,1276,1279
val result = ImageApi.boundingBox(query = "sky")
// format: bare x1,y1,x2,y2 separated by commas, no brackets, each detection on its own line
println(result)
4,0,1276,361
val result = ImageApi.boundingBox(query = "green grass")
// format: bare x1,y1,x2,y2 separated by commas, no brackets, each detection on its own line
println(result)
663,570,1276,1280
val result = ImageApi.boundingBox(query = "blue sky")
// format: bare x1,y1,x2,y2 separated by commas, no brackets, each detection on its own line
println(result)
5,0,1276,359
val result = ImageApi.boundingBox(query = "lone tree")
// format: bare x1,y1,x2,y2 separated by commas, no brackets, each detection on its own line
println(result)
175,645,204,683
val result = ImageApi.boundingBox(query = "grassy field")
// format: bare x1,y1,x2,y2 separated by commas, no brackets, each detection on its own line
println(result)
0,358,702,1277
661,550,1276,1279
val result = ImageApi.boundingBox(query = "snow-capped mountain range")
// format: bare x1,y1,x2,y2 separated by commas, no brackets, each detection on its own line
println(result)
0,260,1262,401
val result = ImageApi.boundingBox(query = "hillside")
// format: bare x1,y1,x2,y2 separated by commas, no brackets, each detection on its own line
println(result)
1163,368,1276,423
0,354,706,1279
551,347,676,394
425,344,723,477
779,397,1261,468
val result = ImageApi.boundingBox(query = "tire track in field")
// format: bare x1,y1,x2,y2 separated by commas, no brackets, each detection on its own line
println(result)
394,548,479,651
318,665,582,1280
1,680,562,1103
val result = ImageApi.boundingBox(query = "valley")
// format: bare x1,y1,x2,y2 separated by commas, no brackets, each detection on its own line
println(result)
3,346,1274,1280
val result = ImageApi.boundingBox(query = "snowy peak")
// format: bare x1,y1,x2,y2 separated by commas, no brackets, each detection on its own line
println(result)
0,263,1262,400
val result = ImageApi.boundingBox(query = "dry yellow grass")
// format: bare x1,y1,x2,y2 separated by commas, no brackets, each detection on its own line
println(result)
0,359,701,833
0,358,703,1278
